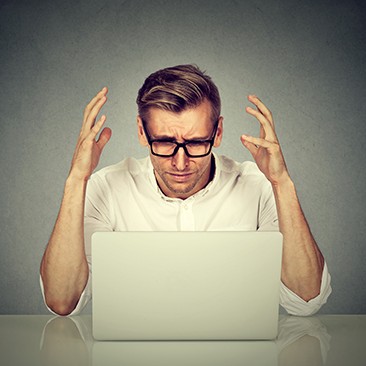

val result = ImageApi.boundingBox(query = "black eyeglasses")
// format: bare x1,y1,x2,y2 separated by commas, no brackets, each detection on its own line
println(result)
142,119,219,158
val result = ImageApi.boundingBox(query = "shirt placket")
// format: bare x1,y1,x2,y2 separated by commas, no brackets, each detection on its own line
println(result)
179,199,195,231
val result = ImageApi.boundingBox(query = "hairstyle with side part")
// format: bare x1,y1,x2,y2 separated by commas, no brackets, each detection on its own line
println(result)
136,64,221,123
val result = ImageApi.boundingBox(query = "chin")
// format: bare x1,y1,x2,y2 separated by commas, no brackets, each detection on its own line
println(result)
165,182,198,198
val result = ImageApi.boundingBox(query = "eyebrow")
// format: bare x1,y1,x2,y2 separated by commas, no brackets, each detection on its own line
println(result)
151,133,212,142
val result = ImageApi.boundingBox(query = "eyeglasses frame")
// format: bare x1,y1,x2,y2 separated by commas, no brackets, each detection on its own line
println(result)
141,118,219,158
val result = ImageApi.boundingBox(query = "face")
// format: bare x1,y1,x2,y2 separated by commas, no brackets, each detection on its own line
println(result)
137,99,223,199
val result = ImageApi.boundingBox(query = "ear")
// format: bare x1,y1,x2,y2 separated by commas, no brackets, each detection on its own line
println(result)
213,116,224,148
137,116,149,147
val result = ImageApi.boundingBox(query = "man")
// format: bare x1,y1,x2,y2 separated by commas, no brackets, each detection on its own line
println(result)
40,64,331,316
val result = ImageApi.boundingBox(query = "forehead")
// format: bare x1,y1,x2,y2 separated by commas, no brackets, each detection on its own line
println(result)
145,100,214,138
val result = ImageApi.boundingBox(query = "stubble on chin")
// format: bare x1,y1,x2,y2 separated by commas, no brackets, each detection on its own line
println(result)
157,166,211,198
155,171,196,198
165,176,197,196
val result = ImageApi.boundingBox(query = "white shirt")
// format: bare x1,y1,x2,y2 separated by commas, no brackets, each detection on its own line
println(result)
41,154,331,316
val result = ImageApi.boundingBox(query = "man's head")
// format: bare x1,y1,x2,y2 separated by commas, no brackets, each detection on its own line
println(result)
136,64,221,123
136,64,223,199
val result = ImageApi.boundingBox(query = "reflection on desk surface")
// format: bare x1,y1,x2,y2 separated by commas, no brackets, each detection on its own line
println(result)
0,314,365,366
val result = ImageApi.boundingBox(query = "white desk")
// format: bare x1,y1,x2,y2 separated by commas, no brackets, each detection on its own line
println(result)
0,315,365,365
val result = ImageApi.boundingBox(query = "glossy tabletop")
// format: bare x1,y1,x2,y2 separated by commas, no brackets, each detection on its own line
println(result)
0,314,365,366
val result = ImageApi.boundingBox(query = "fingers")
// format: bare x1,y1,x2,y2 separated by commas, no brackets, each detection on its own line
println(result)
240,135,258,157
81,87,108,137
241,134,271,150
247,95,273,125
89,115,107,138
84,95,107,132
83,87,108,123
246,95,277,142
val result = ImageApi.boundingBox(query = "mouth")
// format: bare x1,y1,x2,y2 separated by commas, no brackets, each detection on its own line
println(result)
167,172,194,182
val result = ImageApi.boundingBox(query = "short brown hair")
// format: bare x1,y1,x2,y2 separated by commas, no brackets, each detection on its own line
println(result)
136,64,221,123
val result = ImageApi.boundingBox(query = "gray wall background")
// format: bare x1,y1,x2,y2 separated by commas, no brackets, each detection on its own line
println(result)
1,0,365,314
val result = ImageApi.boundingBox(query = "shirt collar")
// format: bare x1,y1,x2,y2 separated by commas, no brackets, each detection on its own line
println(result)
147,152,221,202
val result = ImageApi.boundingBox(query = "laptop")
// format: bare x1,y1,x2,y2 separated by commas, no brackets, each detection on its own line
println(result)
91,231,283,341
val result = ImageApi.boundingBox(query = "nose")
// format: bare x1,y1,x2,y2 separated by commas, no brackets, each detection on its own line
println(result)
171,146,189,170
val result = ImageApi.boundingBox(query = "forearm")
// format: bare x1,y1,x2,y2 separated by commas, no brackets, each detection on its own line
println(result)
40,175,89,315
272,177,324,302
242,95,325,302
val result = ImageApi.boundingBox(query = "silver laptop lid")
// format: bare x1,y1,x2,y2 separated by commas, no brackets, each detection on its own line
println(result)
91,231,283,340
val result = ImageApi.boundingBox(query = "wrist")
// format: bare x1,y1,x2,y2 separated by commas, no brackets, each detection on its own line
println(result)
65,173,89,188
67,167,91,184
62,174,88,207
271,174,295,194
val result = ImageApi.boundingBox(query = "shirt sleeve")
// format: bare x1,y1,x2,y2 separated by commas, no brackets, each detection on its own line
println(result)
280,262,332,316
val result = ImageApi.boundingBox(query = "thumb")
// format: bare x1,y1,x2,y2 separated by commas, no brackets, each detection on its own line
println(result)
241,134,257,158
97,127,112,151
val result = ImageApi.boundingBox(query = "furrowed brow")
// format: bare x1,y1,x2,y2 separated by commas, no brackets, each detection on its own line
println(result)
151,134,177,141
185,135,211,142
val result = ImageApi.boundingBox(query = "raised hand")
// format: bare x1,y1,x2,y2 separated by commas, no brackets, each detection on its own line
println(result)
69,87,112,181
41,87,112,315
240,95,290,186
